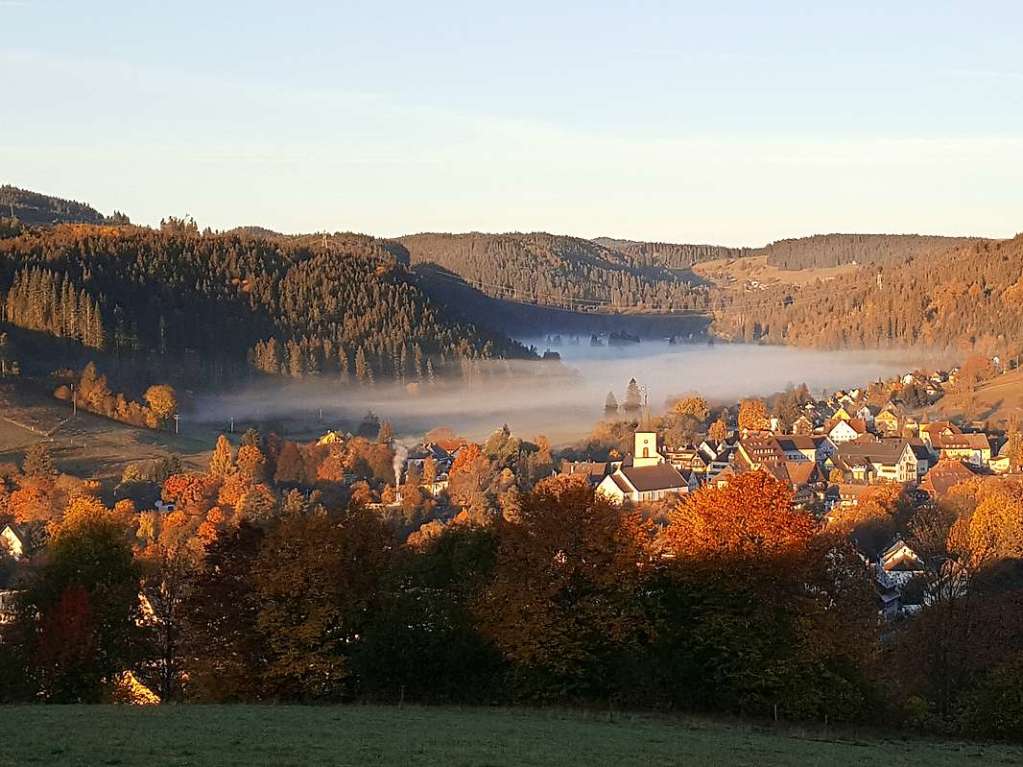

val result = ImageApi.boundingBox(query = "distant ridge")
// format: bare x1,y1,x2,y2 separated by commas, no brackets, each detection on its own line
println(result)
0,184,129,226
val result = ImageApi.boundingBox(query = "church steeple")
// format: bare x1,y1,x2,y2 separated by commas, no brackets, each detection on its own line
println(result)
633,431,663,468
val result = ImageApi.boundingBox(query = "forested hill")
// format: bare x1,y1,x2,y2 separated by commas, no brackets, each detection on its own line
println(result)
757,233,982,269
0,185,129,226
715,234,1023,355
0,225,532,384
592,237,749,268
400,232,710,313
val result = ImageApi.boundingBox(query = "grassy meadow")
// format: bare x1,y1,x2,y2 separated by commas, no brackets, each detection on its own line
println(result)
1,705,1020,767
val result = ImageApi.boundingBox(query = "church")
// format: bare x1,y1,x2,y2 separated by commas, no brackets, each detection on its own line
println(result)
596,431,695,504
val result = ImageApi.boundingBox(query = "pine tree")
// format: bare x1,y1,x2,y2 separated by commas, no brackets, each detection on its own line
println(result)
23,443,56,478
209,435,234,478
604,391,619,414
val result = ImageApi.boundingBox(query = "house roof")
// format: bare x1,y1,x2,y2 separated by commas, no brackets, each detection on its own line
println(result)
919,459,978,497
619,464,688,493
921,421,961,437
560,461,610,482
784,461,821,487
0,523,25,543
931,433,990,451
837,437,912,466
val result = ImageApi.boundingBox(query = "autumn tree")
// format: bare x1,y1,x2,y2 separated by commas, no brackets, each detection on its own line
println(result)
181,522,266,701
355,525,503,703
208,435,234,478
16,497,141,701
655,473,876,720
671,394,710,424
476,475,652,699
708,417,728,443
737,398,770,432
236,444,267,483
136,509,203,700
273,440,305,485
23,443,55,478
447,443,494,522
144,384,178,427
252,508,393,699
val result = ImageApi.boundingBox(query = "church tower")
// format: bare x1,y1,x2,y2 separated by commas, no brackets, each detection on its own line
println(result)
633,431,663,468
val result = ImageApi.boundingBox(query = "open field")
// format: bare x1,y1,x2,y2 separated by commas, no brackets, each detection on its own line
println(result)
0,381,213,483
925,367,1023,426
0,705,1019,767
693,254,861,293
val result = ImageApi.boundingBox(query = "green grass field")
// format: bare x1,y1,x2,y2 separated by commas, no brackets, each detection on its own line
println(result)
1,706,1020,767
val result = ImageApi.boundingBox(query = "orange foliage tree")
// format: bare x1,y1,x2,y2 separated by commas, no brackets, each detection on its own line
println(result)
475,474,653,697
664,472,814,559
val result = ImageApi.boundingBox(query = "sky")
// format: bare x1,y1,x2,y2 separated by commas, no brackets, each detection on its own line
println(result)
2,1,1022,245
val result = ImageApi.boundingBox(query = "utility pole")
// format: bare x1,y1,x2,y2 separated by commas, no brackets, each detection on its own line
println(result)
230,417,235,434
174,414,180,435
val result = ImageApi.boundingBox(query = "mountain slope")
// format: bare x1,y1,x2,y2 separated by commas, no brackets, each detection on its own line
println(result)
400,232,709,313
0,185,128,226
713,234,1023,355
0,225,532,384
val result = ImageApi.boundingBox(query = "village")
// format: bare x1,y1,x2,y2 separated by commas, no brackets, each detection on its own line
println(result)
0,358,1018,653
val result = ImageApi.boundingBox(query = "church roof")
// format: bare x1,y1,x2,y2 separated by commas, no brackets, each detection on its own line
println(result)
619,464,687,493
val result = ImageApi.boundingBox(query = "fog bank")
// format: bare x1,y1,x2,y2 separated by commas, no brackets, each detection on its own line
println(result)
190,341,949,446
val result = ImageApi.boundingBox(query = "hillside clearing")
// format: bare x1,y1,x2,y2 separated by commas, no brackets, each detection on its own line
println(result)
0,705,1018,767
693,254,861,292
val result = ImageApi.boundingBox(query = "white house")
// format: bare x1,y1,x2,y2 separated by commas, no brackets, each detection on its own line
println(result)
0,524,26,560
774,435,836,463
828,418,868,444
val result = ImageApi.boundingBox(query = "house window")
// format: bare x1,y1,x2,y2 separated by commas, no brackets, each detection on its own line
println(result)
642,447,650,458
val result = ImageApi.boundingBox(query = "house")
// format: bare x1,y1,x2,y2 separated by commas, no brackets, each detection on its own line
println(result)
735,434,785,471
833,437,924,483
832,405,854,422
664,446,711,477
774,434,836,463
929,432,991,467
856,405,877,428
0,523,27,560
919,421,961,445
762,461,826,507
918,458,979,499
874,409,899,434
989,440,1014,474
876,539,928,620
828,418,869,444
791,414,815,435
697,440,734,473
0,589,19,624
559,460,612,486
406,443,455,476
824,482,875,513
596,432,695,503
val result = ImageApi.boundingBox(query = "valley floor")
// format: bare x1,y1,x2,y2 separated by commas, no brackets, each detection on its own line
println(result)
0,705,1019,767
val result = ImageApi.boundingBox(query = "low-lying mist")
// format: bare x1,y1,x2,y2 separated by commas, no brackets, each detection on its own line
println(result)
190,341,950,446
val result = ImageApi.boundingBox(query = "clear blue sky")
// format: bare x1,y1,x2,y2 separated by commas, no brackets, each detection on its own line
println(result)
2,1,1021,245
